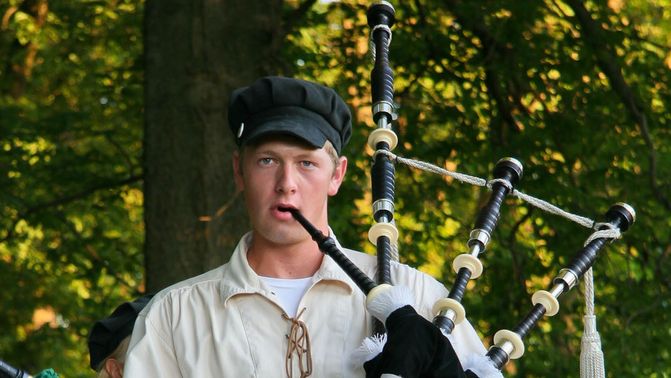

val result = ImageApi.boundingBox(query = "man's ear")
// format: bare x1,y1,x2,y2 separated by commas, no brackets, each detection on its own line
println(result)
233,150,244,192
328,156,348,196
104,358,124,378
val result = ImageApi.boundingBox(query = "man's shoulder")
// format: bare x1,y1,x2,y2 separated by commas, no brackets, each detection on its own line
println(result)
340,247,443,284
166,264,228,291
341,247,377,265
140,262,232,315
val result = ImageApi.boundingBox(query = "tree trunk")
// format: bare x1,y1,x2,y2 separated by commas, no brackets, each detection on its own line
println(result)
143,0,282,292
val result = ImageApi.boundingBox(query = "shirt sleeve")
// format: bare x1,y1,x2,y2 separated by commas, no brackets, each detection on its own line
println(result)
123,299,182,378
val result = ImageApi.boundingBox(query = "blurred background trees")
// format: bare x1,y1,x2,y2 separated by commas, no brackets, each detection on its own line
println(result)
1,0,669,376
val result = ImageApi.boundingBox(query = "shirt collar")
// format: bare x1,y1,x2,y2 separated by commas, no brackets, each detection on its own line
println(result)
220,229,354,303
312,231,355,292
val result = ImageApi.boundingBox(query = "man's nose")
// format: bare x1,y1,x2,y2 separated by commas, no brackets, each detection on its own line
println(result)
276,164,298,193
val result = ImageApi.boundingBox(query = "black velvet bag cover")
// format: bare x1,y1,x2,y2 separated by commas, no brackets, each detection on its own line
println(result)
363,305,479,378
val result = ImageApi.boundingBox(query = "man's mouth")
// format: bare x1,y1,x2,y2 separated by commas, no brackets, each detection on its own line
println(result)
277,206,297,214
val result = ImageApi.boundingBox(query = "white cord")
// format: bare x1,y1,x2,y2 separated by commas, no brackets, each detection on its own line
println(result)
376,149,602,231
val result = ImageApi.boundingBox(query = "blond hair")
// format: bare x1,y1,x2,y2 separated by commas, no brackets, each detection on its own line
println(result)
322,140,341,169
95,336,130,378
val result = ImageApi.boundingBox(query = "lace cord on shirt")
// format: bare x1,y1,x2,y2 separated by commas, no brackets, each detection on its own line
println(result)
283,308,312,378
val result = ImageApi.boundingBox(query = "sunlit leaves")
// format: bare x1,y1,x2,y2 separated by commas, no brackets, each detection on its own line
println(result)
1,0,144,376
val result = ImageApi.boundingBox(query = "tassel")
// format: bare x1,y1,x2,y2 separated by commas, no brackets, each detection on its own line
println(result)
580,315,606,378
351,333,387,368
580,268,605,378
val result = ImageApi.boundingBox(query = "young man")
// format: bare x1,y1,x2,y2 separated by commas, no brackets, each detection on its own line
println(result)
123,76,490,377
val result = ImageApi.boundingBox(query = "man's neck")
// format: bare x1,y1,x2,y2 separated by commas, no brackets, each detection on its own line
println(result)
246,236,324,279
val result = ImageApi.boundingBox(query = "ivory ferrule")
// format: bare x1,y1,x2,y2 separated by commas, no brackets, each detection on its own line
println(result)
453,254,483,278
531,290,560,316
368,128,398,150
432,298,466,325
368,222,399,245
493,329,525,360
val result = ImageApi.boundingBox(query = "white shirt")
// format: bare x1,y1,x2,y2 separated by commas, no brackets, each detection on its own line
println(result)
124,232,489,377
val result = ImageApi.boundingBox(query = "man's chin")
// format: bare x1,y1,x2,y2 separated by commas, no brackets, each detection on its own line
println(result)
255,227,312,247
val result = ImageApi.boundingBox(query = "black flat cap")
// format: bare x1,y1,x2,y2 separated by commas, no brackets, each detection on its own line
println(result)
228,76,352,154
87,294,153,370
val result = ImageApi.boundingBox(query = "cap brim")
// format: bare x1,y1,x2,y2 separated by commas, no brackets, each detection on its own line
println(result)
242,114,330,150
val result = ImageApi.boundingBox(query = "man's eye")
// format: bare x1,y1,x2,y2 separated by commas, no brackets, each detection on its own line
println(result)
259,157,274,165
300,161,315,168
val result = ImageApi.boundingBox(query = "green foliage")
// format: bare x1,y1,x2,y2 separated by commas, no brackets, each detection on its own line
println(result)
1,0,669,376
0,0,144,376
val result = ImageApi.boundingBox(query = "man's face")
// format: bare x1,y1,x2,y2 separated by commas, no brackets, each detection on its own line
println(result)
233,137,347,247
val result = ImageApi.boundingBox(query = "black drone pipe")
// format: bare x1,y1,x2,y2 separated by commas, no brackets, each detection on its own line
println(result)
434,158,523,335
367,0,398,335
486,203,635,369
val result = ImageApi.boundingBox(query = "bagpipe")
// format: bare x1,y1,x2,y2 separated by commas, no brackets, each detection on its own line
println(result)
284,1,636,377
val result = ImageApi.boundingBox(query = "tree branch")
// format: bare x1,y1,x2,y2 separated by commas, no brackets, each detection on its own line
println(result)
564,0,670,211
1,174,143,243
442,0,525,142
280,0,318,41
